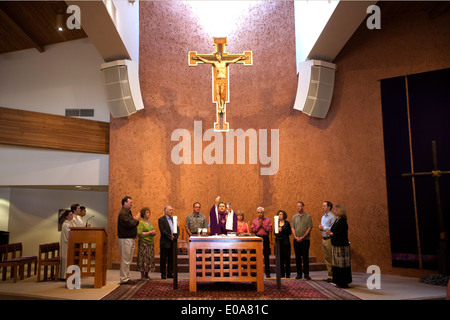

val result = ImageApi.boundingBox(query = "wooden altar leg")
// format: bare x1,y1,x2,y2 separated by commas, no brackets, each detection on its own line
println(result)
102,241,107,286
275,236,281,290
94,243,102,288
189,242,197,292
256,243,264,292
94,273,102,288
173,236,178,290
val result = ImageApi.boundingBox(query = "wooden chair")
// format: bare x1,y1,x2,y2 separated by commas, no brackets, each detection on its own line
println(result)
10,243,37,277
37,242,60,282
0,244,25,282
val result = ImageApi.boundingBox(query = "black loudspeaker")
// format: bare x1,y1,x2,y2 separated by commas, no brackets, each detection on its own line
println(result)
100,59,144,118
293,60,336,118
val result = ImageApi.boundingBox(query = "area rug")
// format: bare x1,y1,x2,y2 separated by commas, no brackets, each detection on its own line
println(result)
419,274,450,286
101,279,361,300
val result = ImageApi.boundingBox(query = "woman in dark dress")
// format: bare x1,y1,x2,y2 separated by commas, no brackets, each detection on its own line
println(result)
277,210,292,278
326,204,352,288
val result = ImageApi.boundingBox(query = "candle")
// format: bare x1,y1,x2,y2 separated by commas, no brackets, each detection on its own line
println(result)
173,216,177,234
274,215,279,234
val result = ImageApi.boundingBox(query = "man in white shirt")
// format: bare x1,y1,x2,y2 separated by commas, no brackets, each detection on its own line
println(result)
158,205,176,279
71,203,84,227
319,201,336,282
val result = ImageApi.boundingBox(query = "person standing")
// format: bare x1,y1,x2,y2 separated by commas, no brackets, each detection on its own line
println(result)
185,202,208,237
59,210,75,280
137,207,156,280
277,210,292,278
326,204,352,288
79,206,91,227
236,210,249,234
251,207,273,278
71,203,84,227
209,196,237,235
158,205,177,279
291,202,312,280
319,201,336,282
117,196,140,285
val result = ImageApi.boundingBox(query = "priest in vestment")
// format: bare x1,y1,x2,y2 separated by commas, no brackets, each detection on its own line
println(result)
209,196,237,235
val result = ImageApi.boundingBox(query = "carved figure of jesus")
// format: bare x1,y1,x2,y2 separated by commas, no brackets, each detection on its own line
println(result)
192,52,246,114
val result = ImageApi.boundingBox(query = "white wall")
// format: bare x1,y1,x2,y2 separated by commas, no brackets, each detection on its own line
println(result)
113,0,140,63
294,0,338,71
4,187,108,256
0,38,110,121
0,145,109,186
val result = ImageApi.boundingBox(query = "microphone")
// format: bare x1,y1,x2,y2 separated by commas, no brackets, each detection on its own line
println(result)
86,215,94,227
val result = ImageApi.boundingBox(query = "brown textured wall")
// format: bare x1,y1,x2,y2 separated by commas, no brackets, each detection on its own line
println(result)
108,2,450,275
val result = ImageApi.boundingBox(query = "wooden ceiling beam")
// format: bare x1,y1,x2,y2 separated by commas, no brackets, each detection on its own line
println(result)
0,7,45,53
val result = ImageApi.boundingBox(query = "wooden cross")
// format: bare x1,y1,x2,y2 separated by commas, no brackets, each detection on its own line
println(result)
189,37,252,131
402,141,450,273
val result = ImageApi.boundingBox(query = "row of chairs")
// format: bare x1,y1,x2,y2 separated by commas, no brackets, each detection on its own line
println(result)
0,243,37,282
0,242,60,283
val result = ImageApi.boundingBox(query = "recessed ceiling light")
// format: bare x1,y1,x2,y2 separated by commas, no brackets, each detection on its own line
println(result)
56,13,65,31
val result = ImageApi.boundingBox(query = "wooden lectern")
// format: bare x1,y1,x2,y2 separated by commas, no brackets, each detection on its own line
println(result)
66,227,108,288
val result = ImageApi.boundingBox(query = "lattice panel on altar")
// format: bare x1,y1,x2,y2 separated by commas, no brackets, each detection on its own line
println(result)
195,248,258,279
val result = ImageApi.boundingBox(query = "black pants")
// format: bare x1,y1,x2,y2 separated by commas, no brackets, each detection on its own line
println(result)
259,235,271,275
293,239,310,277
280,242,291,277
160,242,174,276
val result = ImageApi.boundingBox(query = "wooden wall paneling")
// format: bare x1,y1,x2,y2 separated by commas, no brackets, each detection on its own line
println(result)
0,107,109,154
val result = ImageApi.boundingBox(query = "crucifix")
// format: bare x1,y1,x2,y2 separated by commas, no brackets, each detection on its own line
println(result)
402,140,450,274
189,37,252,131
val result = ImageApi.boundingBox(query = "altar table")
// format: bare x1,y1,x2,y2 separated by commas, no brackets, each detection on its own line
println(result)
188,236,264,292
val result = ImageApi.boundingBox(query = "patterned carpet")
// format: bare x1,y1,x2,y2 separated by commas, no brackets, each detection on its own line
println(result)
101,279,360,300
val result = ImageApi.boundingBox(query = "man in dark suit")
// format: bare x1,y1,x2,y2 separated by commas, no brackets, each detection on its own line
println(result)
158,205,176,279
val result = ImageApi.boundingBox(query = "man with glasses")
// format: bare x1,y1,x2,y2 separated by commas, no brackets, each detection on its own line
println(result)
291,201,313,280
